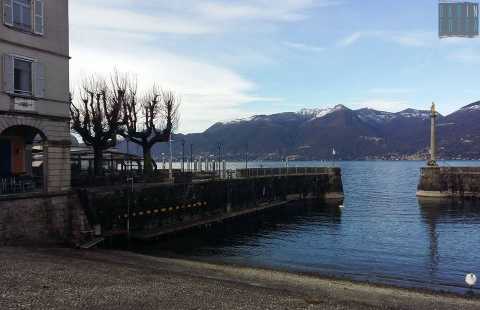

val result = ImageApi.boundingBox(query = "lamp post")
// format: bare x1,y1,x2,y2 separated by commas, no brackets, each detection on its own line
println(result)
190,144,193,172
245,142,248,169
181,140,185,172
126,138,130,172
217,143,222,176
126,176,134,246
169,134,173,181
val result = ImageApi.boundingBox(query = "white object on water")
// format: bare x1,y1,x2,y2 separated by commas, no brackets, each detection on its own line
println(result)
339,205,344,209
466,273,477,288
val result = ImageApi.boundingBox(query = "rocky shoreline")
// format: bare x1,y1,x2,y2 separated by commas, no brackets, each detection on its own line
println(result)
0,247,478,310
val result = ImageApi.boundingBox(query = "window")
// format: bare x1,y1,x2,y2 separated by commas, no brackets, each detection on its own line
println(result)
3,55,45,98
3,0,44,35
12,0,31,31
13,58,32,96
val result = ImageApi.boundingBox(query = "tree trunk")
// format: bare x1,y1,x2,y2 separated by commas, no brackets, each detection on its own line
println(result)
93,147,104,176
143,145,153,176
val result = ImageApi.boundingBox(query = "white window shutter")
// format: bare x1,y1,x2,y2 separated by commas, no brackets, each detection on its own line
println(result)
34,62,46,98
3,0,13,26
2,54,14,93
34,0,44,35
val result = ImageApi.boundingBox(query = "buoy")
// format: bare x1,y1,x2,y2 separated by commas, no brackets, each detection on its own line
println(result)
466,273,477,288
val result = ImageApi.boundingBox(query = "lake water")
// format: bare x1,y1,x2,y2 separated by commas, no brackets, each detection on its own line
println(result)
136,161,480,294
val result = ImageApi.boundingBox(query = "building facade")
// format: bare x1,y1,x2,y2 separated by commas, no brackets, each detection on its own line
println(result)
0,0,70,193
439,1,479,38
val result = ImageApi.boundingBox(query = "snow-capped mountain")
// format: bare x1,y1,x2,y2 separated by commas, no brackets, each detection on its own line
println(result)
119,102,480,160
396,108,431,119
298,104,349,120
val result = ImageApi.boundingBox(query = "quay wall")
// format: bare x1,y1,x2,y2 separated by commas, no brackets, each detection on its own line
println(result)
417,167,480,198
80,168,343,239
0,192,90,246
0,168,343,245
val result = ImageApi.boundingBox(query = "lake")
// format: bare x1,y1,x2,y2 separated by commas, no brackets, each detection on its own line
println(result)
135,161,480,294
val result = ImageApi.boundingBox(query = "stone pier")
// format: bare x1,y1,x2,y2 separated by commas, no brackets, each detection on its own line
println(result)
417,103,480,199
79,168,344,240
417,166,480,198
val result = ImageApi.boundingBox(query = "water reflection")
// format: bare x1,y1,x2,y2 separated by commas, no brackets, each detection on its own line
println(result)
419,199,480,223
135,199,343,257
419,198,480,291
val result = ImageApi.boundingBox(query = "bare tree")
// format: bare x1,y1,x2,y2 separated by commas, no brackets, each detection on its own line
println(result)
117,74,180,176
70,76,123,176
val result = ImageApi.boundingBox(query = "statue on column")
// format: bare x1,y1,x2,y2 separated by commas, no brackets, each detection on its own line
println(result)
427,102,438,167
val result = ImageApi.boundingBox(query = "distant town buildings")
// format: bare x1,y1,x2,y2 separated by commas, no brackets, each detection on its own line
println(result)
0,0,70,193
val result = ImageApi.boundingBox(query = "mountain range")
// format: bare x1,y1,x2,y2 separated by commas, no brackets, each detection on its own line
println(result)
118,101,480,161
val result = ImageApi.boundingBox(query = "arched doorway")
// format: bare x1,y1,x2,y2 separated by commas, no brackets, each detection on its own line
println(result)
0,125,47,194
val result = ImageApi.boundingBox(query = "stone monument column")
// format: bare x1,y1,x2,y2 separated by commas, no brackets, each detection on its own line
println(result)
428,102,438,167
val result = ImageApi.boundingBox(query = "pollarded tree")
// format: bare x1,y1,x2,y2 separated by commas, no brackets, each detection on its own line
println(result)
117,75,180,176
70,77,123,176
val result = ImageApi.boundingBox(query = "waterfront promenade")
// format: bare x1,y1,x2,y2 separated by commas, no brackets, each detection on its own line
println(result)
0,247,478,310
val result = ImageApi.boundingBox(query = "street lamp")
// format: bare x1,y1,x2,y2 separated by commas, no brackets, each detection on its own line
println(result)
217,142,222,175
169,134,173,180
190,144,193,172
181,140,185,172
245,142,248,169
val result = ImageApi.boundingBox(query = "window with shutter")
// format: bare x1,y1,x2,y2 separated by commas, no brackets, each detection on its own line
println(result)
12,0,31,31
33,0,44,35
13,57,33,96
3,0,13,26
2,54,14,93
33,61,45,98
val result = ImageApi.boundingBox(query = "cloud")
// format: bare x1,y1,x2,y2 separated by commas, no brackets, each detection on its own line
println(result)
283,41,325,52
70,1,214,35
198,0,341,22
338,32,365,47
69,25,275,133
70,0,305,133
338,31,435,48
69,0,346,132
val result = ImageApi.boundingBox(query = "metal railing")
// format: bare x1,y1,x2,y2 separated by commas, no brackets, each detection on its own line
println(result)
0,176,42,195
235,167,335,178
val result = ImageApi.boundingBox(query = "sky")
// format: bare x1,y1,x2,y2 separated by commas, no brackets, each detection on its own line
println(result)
70,0,480,133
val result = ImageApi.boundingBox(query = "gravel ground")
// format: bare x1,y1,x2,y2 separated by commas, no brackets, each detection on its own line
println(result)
0,247,478,310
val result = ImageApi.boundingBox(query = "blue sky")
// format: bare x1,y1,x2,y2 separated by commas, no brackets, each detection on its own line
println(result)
70,0,480,132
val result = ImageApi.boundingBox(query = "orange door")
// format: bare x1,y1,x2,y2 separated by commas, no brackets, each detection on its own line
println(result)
11,139,25,175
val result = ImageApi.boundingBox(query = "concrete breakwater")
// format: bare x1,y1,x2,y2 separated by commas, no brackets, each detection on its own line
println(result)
0,167,342,245
80,167,343,240
417,166,480,198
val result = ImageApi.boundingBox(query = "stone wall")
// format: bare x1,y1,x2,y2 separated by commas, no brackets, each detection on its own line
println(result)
80,171,344,238
417,167,480,198
0,192,90,246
